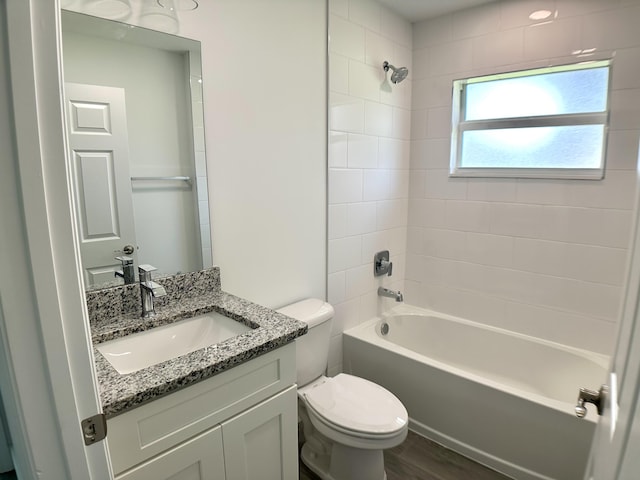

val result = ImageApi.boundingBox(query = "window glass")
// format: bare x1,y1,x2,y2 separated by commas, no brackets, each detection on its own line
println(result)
464,67,609,121
451,60,611,179
461,125,605,169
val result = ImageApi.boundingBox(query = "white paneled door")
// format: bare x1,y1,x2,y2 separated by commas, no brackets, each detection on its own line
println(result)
585,168,640,478
65,83,137,286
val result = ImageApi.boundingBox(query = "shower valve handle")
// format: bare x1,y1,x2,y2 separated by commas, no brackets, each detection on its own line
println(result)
374,250,393,277
380,259,393,276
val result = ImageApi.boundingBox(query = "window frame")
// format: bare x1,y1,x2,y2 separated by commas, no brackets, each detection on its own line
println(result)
449,60,612,180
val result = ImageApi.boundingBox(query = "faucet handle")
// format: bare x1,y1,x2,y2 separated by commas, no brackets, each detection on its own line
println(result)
115,255,133,266
138,264,158,282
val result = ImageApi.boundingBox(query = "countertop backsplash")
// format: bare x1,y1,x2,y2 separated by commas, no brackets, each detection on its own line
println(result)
86,266,222,328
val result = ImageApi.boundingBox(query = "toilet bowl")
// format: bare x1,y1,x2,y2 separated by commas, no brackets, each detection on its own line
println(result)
277,299,408,480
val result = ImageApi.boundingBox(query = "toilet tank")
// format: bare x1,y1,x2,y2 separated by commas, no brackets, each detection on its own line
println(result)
277,298,334,387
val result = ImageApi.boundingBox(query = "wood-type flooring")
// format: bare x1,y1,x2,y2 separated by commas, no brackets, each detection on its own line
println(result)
299,430,513,480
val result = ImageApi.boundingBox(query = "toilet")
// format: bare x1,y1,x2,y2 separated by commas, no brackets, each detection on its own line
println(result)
277,298,408,480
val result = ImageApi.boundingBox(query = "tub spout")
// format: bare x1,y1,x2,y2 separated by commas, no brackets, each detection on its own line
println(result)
378,287,403,302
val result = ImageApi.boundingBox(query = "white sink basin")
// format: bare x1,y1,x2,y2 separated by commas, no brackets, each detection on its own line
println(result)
97,312,253,374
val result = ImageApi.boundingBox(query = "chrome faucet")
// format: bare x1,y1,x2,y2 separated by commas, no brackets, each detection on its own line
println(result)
138,264,167,318
378,286,403,302
114,255,135,284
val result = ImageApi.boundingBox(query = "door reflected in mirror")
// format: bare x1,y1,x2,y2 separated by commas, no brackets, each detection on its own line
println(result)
61,10,211,289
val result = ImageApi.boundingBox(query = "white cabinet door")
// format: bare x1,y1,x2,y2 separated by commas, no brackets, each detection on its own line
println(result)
222,386,298,480
115,426,225,480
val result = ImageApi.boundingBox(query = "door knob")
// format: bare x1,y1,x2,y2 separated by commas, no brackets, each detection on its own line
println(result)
114,244,136,255
575,385,607,418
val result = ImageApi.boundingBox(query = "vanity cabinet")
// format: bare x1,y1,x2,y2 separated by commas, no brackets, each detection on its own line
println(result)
114,426,225,480
222,386,297,480
107,344,298,480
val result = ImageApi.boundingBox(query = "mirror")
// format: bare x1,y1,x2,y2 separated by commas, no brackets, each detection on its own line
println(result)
61,10,211,289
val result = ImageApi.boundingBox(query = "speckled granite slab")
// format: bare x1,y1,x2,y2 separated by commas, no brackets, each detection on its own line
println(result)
86,267,222,327
88,267,307,418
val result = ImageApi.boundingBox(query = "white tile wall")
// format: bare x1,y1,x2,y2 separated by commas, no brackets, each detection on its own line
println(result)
330,14,365,62
523,17,582,60
408,0,640,354
452,2,501,39
330,92,365,133
329,168,363,204
329,0,640,372
364,101,393,136
328,0,412,373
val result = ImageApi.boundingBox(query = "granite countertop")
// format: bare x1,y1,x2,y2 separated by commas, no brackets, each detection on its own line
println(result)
89,268,307,418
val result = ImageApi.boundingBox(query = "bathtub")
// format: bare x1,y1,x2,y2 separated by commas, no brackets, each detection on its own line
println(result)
342,304,609,480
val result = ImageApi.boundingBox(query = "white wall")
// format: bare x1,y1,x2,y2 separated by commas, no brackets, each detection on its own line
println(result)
327,0,413,374
408,0,640,354
183,0,327,308
63,0,328,308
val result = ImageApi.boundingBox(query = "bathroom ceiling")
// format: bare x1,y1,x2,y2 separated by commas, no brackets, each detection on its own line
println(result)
377,0,496,22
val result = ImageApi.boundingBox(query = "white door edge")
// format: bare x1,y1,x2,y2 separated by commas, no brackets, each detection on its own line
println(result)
2,1,112,478
584,153,640,478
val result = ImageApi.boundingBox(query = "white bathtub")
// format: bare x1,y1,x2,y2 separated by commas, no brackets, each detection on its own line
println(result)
343,304,609,480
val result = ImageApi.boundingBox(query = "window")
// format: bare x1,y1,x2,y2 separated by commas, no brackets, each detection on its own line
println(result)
450,60,611,179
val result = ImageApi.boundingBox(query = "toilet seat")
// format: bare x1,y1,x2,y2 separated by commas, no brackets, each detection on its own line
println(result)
302,374,408,438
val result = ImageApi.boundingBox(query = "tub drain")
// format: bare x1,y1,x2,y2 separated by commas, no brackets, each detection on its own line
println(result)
380,322,389,335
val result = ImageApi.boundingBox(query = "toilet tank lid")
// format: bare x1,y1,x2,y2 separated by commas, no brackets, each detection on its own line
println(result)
276,298,334,328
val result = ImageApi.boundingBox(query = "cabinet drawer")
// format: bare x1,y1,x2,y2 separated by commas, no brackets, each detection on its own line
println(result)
108,343,295,475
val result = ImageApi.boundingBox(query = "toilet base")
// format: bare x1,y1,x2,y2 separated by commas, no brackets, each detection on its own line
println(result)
297,380,404,480
301,441,387,480
301,442,334,480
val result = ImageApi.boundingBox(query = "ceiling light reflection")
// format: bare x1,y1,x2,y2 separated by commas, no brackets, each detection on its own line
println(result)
529,9,552,21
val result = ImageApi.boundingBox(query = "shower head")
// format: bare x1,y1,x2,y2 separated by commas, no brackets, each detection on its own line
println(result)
383,61,409,84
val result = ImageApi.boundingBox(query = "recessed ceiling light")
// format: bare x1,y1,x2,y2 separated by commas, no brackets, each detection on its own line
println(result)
529,10,552,21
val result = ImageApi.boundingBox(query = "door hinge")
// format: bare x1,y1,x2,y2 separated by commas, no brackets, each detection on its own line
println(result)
81,413,107,445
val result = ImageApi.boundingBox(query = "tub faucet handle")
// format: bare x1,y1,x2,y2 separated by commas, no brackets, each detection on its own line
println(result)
575,385,606,418
374,250,393,277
